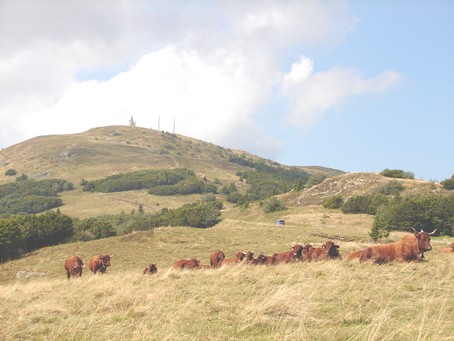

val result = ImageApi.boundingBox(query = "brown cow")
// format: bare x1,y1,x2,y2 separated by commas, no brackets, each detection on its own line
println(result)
222,251,246,265
440,242,454,254
88,254,112,274
252,252,275,265
209,250,226,268
304,241,341,261
347,250,363,260
273,244,304,264
64,255,85,279
243,251,255,264
359,229,436,264
324,241,341,259
173,258,200,270
143,263,158,275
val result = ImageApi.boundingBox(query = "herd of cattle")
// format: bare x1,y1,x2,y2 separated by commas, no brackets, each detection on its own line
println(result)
64,229,454,279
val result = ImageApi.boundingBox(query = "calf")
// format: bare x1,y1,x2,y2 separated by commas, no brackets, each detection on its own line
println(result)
143,263,158,275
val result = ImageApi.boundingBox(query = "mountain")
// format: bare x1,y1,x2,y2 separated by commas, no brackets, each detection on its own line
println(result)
0,125,343,218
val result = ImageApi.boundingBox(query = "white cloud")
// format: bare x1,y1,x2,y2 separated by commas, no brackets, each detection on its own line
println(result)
283,66,402,127
284,56,314,88
0,0,370,160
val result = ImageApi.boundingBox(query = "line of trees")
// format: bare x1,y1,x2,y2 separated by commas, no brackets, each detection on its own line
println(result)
0,211,73,261
0,178,74,215
0,200,223,262
323,190,454,240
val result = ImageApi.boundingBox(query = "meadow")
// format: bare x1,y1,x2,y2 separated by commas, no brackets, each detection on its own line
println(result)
1,206,453,340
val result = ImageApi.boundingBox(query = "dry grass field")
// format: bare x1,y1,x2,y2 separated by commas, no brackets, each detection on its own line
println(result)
1,206,453,341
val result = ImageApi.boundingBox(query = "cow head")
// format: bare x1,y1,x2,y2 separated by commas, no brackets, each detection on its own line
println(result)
323,241,340,258
255,253,267,264
412,228,436,252
291,244,304,260
147,263,158,274
245,251,255,261
101,255,112,267
235,252,246,261
72,264,84,276
216,251,226,262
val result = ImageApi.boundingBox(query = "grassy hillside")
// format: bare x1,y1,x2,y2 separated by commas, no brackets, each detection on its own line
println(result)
0,206,453,340
0,125,343,218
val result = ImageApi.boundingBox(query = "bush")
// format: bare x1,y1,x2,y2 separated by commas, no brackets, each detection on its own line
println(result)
380,169,414,179
323,195,344,209
262,197,287,213
5,169,17,176
341,195,373,214
375,180,404,195
371,193,454,236
441,175,454,190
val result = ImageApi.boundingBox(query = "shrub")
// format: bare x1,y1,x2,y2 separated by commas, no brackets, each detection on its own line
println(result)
341,195,373,214
262,197,287,213
380,169,414,179
323,195,344,209
441,175,454,190
375,180,404,195
5,169,17,176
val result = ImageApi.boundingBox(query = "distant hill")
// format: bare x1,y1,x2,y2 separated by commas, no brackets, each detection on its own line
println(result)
0,125,343,218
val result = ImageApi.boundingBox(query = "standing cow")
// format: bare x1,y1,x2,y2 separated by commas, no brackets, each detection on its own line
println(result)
64,255,85,279
209,250,226,268
359,229,436,264
88,254,112,274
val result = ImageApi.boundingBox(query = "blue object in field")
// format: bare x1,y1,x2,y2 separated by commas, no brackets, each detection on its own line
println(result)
276,219,285,226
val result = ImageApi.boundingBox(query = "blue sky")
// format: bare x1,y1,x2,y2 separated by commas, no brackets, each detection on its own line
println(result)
0,1,452,181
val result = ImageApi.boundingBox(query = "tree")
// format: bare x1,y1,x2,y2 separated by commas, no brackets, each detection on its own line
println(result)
441,174,454,190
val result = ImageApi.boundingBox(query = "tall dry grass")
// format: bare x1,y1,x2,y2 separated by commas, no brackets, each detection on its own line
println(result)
1,256,453,340
1,206,453,340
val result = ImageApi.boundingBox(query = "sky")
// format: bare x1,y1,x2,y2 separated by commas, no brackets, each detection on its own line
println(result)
0,1,453,181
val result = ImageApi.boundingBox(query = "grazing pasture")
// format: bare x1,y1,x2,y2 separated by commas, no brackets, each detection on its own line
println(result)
0,206,453,340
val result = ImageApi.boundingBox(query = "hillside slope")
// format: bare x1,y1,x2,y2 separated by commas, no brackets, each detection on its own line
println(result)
0,125,343,217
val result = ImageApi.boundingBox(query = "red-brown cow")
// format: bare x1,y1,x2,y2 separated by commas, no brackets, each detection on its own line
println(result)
88,254,112,274
304,241,341,261
173,258,200,270
243,251,255,264
143,263,158,275
347,250,363,260
440,242,454,254
222,251,246,265
324,241,341,259
253,252,275,265
64,255,85,279
273,244,304,264
359,229,436,264
209,250,226,268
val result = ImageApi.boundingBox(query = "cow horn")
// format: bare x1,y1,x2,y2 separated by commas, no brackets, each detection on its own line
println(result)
429,229,437,235
410,227,417,233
